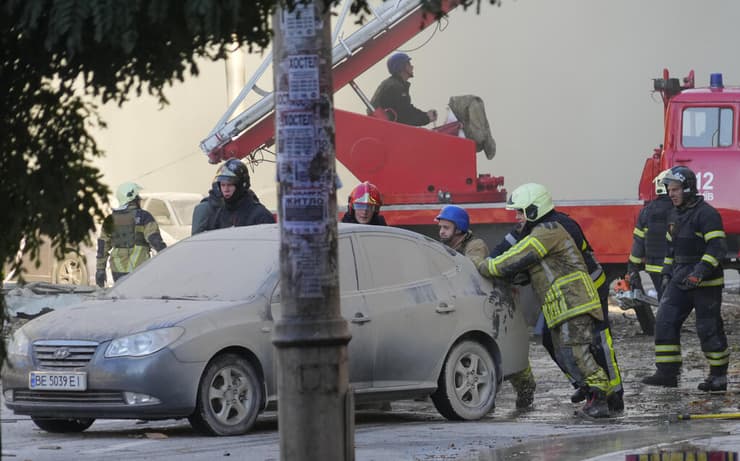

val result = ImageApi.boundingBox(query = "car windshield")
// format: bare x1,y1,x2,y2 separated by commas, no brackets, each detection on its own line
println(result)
109,237,279,301
171,199,201,226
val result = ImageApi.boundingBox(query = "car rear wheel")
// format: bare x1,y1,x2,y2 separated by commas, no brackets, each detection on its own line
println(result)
53,254,88,285
431,340,497,420
188,353,263,436
31,417,94,433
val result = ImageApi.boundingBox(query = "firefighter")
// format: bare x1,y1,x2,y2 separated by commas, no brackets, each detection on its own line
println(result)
436,205,537,409
625,169,673,300
205,159,274,230
96,182,167,287
478,183,616,418
489,190,623,413
642,166,730,391
342,182,387,225
369,52,438,126
192,179,223,235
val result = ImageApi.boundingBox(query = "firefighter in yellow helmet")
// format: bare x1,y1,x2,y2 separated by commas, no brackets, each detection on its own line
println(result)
478,183,615,418
95,182,167,287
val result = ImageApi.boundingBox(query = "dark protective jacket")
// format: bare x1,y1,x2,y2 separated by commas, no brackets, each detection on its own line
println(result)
97,203,167,274
206,190,275,230
481,220,602,328
192,182,224,235
628,196,673,274
662,196,727,286
341,211,387,226
370,75,431,126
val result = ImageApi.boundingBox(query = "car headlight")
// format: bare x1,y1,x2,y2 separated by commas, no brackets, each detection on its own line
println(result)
7,328,30,359
105,327,184,358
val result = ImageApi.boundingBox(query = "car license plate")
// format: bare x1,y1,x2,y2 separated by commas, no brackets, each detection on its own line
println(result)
29,371,87,391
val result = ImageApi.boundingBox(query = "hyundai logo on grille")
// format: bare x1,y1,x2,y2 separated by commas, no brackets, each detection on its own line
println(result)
53,347,71,359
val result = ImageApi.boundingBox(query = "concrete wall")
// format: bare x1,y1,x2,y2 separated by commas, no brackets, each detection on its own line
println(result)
92,0,740,210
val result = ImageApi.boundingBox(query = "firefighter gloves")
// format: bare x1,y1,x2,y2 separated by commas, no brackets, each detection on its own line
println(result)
660,274,672,292
678,273,702,291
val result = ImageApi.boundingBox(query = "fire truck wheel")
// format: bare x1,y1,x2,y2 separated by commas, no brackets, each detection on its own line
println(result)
189,353,263,436
431,339,498,421
634,303,656,336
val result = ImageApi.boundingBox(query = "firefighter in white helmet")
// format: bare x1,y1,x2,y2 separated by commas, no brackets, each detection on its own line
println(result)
625,169,674,300
96,182,167,287
478,183,616,418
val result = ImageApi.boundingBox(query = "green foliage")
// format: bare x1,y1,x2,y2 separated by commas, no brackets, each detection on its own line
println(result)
0,0,469,362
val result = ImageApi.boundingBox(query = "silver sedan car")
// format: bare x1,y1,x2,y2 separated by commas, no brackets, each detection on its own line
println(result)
2,224,529,436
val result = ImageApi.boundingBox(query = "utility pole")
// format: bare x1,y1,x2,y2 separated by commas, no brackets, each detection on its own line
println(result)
272,1,353,460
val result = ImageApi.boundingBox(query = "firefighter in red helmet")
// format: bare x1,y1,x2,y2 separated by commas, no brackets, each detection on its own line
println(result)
342,182,387,225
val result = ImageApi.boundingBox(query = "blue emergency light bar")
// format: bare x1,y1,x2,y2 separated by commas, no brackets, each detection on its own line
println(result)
710,73,724,89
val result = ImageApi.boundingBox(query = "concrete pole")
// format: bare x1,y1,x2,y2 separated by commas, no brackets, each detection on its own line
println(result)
271,2,353,460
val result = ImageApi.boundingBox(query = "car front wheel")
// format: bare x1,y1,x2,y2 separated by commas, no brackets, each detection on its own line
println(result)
188,353,263,436
31,417,94,433
431,339,498,420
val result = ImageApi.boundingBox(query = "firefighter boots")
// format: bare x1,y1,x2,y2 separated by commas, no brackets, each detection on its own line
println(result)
607,392,624,413
581,390,610,418
510,366,536,409
641,369,678,388
570,386,588,403
698,374,727,392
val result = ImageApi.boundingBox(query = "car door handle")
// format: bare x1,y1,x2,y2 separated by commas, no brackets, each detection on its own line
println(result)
351,313,371,324
675,158,693,163
436,302,456,314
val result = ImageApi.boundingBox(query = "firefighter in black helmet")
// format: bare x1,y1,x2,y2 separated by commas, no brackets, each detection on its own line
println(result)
205,159,274,230
642,166,730,391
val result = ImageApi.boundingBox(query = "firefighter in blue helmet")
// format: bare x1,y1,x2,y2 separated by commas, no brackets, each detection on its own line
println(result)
369,52,438,126
642,166,730,391
96,182,167,287
479,183,618,418
436,205,537,410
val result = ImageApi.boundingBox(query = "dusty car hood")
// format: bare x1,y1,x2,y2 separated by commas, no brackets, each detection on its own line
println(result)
19,297,260,342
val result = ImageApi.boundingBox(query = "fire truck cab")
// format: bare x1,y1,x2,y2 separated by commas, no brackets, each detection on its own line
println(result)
638,70,740,267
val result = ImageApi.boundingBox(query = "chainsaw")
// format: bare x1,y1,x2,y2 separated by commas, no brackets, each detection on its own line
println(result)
613,278,659,310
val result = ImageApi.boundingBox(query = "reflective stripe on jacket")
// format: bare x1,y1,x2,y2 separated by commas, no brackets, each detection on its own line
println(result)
662,196,726,287
484,220,602,328
629,196,672,273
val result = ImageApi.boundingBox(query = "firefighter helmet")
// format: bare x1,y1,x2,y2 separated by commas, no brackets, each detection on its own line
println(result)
348,182,382,211
115,182,143,207
435,205,470,233
662,165,697,199
216,159,250,190
653,169,671,195
506,183,554,222
387,52,411,75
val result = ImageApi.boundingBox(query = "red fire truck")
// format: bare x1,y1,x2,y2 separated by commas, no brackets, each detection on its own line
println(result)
201,0,740,332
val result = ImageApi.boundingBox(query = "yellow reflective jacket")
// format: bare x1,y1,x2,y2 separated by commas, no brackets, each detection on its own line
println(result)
481,221,602,328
